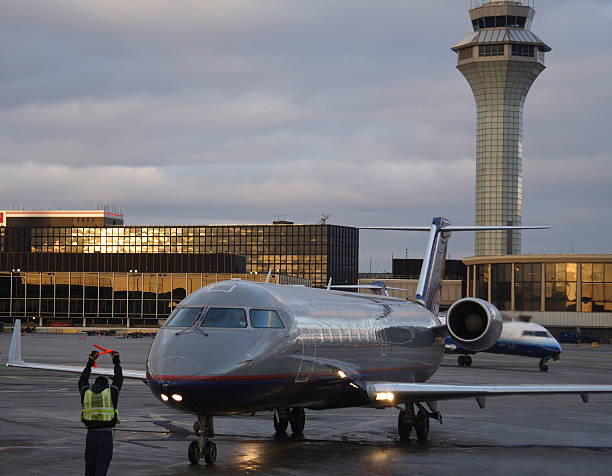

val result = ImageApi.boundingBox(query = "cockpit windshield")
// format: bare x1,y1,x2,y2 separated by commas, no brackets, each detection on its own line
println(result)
250,309,284,328
522,330,553,338
201,308,247,328
163,307,203,327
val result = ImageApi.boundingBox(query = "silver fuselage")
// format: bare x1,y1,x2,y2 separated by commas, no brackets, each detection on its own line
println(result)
146,280,444,415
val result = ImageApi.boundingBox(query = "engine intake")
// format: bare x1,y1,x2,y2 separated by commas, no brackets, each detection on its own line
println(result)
446,298,502,352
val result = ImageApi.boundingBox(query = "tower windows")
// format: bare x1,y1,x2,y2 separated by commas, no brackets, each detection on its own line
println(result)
458,47,474,61
472,16,527,31
512,44,535,57
479,44,505,57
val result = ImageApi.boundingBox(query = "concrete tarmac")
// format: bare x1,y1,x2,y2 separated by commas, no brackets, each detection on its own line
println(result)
1,333,612,475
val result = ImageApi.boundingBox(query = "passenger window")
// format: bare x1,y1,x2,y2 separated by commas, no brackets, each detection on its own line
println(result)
201,308,247,328
164,307,202,327
250,309,284,328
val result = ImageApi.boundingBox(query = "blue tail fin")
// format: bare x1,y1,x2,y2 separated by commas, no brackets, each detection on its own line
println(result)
416,217,451,316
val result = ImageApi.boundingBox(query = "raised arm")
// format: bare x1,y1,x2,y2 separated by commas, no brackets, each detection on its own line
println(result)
78,351,98,398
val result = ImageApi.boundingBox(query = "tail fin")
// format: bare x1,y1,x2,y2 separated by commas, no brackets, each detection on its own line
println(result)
359,219,549,315
9,319,23,365
416,217,450,316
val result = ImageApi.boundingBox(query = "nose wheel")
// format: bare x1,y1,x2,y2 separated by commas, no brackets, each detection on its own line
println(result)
458,354,472,367
189,415,216,465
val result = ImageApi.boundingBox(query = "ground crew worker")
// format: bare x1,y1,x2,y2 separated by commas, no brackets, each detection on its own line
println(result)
79,350,123,476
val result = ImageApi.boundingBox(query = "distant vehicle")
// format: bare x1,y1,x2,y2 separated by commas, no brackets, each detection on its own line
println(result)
445,320,561,372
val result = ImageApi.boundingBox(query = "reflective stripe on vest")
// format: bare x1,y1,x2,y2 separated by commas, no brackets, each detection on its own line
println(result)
81,388,119,423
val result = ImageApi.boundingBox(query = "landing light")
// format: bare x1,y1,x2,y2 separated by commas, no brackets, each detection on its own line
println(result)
337,370,347,379
172,394,183,402
160,394,169,402
375,392,395,402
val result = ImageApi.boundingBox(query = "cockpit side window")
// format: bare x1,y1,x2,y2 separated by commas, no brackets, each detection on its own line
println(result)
250,309,284,328
522,330,552,338
163,307,203,327
201,308,247,328
534,331,551,338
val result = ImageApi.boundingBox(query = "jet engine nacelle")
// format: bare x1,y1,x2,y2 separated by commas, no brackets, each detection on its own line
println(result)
446,298,503,352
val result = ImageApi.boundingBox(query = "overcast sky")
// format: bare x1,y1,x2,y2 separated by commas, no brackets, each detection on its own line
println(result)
1,0,611,271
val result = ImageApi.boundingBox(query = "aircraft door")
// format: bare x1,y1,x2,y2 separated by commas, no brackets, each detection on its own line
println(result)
376,318,388,356
295,326,317,383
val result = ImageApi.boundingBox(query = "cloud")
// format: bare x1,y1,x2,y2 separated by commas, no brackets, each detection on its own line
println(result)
0,0,610,271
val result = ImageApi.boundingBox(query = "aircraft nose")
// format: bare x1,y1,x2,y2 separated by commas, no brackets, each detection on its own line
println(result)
147,330,203,379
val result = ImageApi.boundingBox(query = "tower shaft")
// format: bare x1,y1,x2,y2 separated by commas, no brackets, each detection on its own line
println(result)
452,0,550,256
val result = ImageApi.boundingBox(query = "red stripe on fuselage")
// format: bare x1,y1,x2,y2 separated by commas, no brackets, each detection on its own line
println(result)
146,364,432,383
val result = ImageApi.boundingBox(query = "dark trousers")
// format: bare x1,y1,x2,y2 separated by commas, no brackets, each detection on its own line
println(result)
85,429,113,476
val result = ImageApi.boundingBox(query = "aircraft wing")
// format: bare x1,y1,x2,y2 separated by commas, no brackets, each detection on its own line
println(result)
366,382,612,407
7,320,147,381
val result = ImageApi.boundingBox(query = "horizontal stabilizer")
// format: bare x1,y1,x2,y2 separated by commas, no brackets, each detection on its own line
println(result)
359,225,550,232
7,319,146,380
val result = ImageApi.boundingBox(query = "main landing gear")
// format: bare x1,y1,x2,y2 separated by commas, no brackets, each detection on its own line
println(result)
397,402,441,441
457,354,473,367
188,415,216,465
274,407,306,435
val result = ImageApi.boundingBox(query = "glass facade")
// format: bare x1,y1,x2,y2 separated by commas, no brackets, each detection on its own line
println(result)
491,263,511,310
466,258,612,314
0,271,309,327
581,264,612,312
545,263,577,312
2,224,358,289
514,263,541,311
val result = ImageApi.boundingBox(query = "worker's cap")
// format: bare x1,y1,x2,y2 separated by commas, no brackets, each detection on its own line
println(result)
94,376,109,388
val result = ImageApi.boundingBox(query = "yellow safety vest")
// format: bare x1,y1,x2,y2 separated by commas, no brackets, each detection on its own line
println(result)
81,388,120,424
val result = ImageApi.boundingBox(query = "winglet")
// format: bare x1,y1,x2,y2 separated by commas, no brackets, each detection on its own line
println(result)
327,277,332,291
265,269,272,284
9,319,23,365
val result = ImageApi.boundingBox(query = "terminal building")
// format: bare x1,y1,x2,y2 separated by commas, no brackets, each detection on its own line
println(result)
0,210,358,327
465,255,612,338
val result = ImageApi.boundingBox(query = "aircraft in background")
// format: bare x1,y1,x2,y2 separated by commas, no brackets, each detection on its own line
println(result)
444,318,561,371
8,217,612,466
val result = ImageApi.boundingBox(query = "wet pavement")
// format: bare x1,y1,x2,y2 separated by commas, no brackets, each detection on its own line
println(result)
1,333,612,475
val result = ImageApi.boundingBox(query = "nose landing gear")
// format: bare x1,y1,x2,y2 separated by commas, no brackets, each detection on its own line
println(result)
189,415,216,465
457,354,473,367
539,358,549,372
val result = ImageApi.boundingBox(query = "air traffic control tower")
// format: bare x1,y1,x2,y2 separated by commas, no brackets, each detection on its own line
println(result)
452,0,550,256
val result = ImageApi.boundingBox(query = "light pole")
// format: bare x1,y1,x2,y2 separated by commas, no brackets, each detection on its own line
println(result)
10,268,20,321
128,269,138,329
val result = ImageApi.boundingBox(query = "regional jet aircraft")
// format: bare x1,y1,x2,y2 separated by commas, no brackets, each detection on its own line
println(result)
445,319,562,371
8,217,612,466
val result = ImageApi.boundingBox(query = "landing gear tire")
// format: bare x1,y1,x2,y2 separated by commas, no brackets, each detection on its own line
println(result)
539,362,549,372
188,441,201,464
465,355,472,366
414,410,430,441
458,355,465,366
274,408,289,434
289,407,306,435
397,408,414,440
203,441,217,464
191,415,215,465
